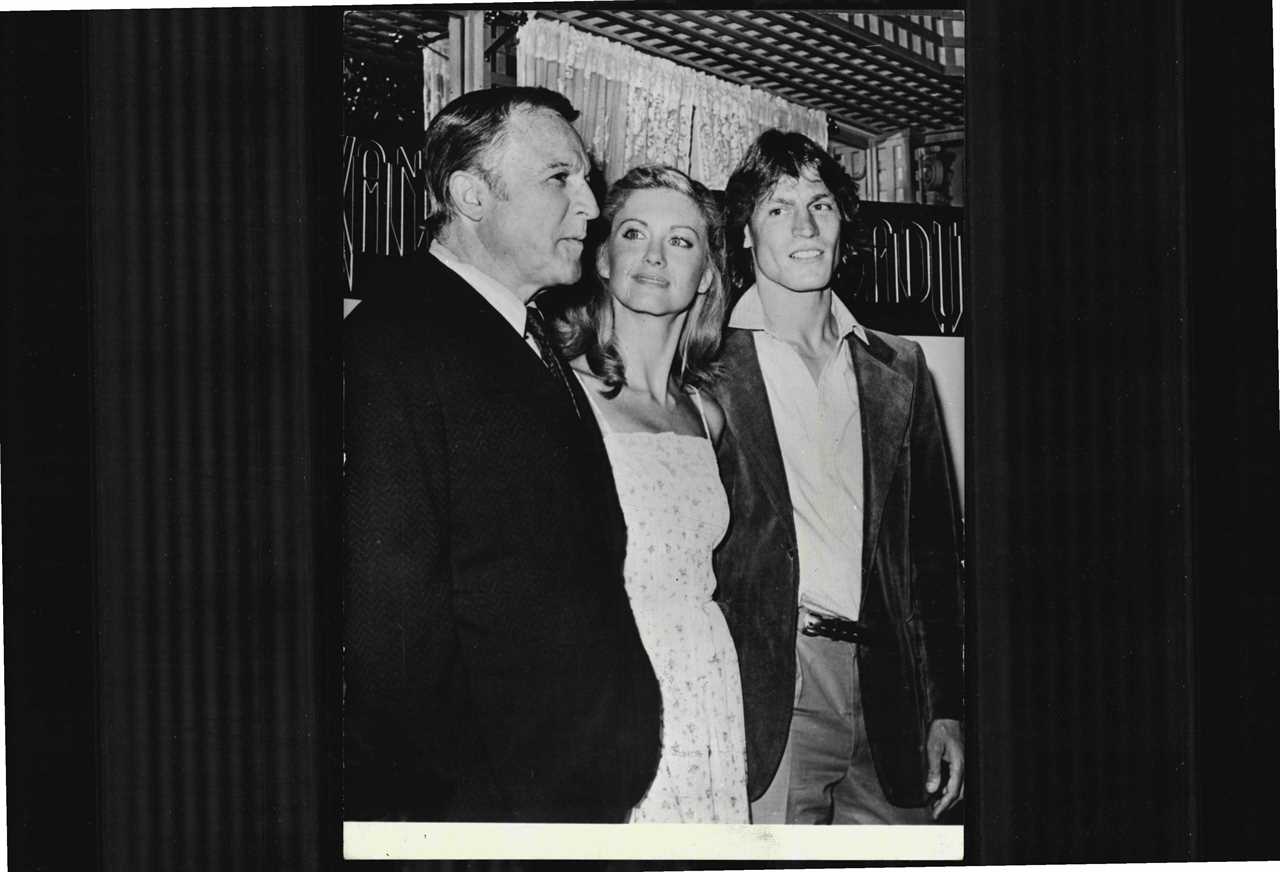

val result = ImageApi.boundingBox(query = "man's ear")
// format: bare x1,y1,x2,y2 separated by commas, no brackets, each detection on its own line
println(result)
596,242,611,280
446,170,488,223
743,225,754,250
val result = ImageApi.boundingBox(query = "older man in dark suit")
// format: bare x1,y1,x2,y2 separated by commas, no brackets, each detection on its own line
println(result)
342,87,660,823
712,130,964,825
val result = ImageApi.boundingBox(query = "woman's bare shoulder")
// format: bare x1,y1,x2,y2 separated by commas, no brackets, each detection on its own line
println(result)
696,390,726,445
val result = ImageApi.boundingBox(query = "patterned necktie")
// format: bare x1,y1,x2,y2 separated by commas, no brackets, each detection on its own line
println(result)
524,303,582,420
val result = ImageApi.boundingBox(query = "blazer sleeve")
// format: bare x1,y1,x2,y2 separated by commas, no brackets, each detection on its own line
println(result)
342,314,454,820
908,343,965,724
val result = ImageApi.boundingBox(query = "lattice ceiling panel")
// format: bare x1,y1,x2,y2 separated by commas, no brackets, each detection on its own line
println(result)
544,9,964,137
341,8,964,138
344,7,451,69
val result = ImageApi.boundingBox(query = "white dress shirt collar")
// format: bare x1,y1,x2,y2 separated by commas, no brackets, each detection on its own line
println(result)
429,240,529,338
728,284,869,346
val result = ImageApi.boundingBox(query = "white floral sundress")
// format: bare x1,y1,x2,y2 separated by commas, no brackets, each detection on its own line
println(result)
581,380,749,823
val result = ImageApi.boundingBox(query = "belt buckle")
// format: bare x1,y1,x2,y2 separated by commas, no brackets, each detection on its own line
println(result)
801,609,844,641
801,609,873,646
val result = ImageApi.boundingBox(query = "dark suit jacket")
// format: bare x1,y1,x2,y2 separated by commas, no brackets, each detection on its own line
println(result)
711,327,964,807
342,251,661,822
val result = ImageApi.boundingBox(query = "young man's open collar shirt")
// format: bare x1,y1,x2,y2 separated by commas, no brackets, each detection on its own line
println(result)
728,285,870,622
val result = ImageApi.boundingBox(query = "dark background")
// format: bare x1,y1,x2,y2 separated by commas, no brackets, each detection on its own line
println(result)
2,2,1277,869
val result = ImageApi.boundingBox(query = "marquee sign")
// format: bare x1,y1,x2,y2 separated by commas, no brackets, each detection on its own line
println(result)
849,203,966,336
341,135,425,293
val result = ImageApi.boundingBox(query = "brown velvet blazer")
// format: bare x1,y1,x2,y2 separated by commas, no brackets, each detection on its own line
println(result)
711,326,964,807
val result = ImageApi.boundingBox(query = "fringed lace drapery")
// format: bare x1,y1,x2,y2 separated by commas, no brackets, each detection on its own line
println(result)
516,17,828,188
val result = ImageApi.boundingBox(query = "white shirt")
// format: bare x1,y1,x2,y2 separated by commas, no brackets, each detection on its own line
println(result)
728,286,870,621
429,241,542,359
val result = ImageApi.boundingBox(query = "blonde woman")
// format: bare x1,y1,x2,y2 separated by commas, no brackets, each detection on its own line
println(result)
555,165,747,823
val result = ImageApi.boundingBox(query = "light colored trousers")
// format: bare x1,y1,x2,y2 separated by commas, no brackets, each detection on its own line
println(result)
751,631,932,825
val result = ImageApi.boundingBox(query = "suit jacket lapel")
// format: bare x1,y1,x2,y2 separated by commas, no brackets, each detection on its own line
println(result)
853,333,913,572
424,252,581,421
426,254,535,373
718,331,794,533
423,251,628,551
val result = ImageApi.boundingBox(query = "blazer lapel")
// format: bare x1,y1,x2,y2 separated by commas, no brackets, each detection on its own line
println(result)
718,331,794,532
853,334,913,571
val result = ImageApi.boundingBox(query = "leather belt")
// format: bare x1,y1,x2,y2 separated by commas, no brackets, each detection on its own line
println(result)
800,609,887,647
